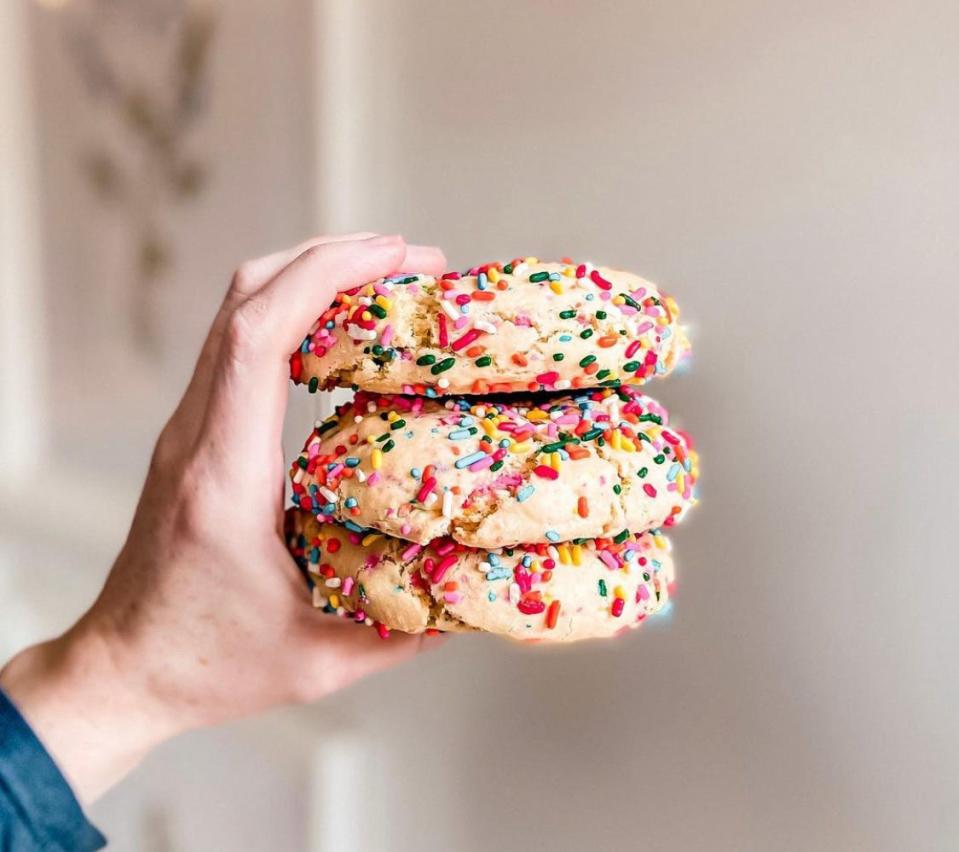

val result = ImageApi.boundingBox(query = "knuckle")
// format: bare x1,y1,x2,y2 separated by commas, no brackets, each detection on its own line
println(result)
224,303,265,363
230,260,260,296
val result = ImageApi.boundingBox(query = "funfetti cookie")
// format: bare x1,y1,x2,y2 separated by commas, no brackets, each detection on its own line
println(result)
285,509,675,642
289,386,698,549
290,259,689,397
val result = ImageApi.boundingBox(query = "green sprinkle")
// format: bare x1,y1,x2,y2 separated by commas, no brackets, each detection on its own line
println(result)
431,357,456,374
390,419,406,430
297,457,309,469
581,427,603,441
416,354,436,366
559,309,577,319
579,355,597,367
371,344,383,355
529,271,550,282
490,460,504,472
598,579,608,597
308,376,319,393
369,303,388,319
580,329,593,339
475,355,493,367
639,413,663,425
613,529,630,544
552,353,564,361
638,467,648,478
622,294,640,310
596,310,607,319
623,361,640,373
653,454,666,464
541,438,576,453
503,263,514,274
613,484,622,495
383,439,395,452
596,369,611,380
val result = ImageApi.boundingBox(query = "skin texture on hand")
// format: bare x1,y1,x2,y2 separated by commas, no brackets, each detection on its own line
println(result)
0,234,448,803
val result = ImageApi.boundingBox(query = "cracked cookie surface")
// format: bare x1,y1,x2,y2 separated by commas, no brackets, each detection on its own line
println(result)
290,259,689,396
290,386,698,548
285,509,675,642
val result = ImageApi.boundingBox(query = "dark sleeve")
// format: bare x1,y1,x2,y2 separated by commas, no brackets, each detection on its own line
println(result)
0,689,106,851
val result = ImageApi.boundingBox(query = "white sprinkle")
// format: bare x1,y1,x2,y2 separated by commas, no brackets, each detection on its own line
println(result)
475,320,497,334
442,490,454,518
292,468,304,484
319,487,339,503
555,379,572,390
479,561,492,573
441,301,460,321
437,377,450,389
345,323,376,341
312,588,327,608
355,469,367,483
325,577,342,588
509,582,521,604
547,545,559,561
353,415,364,424
424,492,438,508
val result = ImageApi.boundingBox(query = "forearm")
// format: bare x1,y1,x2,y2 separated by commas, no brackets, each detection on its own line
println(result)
0,620,176,804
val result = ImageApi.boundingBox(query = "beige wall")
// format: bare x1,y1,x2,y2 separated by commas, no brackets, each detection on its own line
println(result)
5,1,957,849
295,2,959,850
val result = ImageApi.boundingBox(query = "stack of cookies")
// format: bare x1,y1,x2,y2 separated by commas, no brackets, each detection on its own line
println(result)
284,259,698,642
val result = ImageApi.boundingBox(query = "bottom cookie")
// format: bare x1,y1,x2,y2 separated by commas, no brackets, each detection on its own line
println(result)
285,509,675,642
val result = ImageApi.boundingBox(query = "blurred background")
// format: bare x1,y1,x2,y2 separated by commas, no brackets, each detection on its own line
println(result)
2,1,957,850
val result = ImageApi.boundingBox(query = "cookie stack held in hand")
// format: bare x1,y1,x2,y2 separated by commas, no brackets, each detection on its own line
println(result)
285,259,698,642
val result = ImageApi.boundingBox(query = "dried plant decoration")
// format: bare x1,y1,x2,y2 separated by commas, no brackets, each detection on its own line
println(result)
62,0,217,352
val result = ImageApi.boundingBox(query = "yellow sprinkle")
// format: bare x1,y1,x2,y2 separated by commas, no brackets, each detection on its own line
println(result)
361,310,372,322
387,410,399,422
525,256,539,264
557,544,571,565
375,295,392,309
366,435,377,445
339,294,353,306
657,315,669,325
653,535,667,550
361,533,382,547
549,281,564,295
480,418,499,437
487,267,500,283
614,585,626,600
620,436,636,453
329,594,340,608
530,560,540,573
527,410,549,422
371,448,383,469
562,265,575,277
676,471,686,492
550,452,561,471
612,295,625,305
571,544,583,565
610,430,622,451
510,441,531,454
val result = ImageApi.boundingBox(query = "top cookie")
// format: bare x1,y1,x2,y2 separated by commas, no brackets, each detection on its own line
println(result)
290,258,689,396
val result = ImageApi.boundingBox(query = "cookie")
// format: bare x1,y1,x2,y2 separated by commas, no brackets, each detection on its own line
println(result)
290,259,689,396
285,509,675,642
289,386,698,549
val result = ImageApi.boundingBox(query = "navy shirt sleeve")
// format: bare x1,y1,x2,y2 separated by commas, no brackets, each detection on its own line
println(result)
0,688,106,851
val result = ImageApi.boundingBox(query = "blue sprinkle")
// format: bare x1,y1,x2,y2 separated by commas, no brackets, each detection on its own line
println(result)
322,503,336,514
516,484,535,502
488,590,497,602
545,530,561,542
486,566,512,581
549,272,561,281
411,467,422,479
522,555,533,568
559,334,572,342
309,547,320,563
324,320,335,329
448,428,472,440
455,451,487,469
487,553,501,566
425,387,438,398
300,340,310,353
344,497,358,509
344,520,366,533
459,416,474,426
498,438,510,449
585,293,595,301
667,463,681,482
477,272,488,290
345,457,360,467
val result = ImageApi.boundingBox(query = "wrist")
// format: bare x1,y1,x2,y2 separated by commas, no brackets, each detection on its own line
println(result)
0,616,183,803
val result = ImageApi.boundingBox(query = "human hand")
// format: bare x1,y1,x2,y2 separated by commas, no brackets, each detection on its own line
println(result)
0,233,448,802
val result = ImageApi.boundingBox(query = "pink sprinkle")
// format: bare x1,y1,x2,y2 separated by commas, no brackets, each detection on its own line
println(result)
590,270,612,290
444,592,463,604
400,523,413,537
643,483,658,497
451,328,483,351
662,430,680,445
342,577,355,596
625,339,642,358
367,472,381,486
554,414,579,425
434,540,456,557
417,477,437,502
635,321,653,335
431,555,457,584
453,316,470,330
599,550,619,570
373,283,390,296
400,542,423,561
469,455,495,472
380,324,394,346
637,585,650,601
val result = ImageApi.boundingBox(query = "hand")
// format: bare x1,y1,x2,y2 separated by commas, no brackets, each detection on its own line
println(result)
0,233,448,802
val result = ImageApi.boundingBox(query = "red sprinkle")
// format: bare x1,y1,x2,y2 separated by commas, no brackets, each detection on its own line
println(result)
438,313,449,347
643,483,658,498
546,600,561,629
417,477,437,503
290,351,303,381
451,328,483,351
533,465,559,480
577,496,589,517
625,339,642,358
611,598,625,618
536,371,560,385
431,554,458,584
590,269,613,290
518,597,546,615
